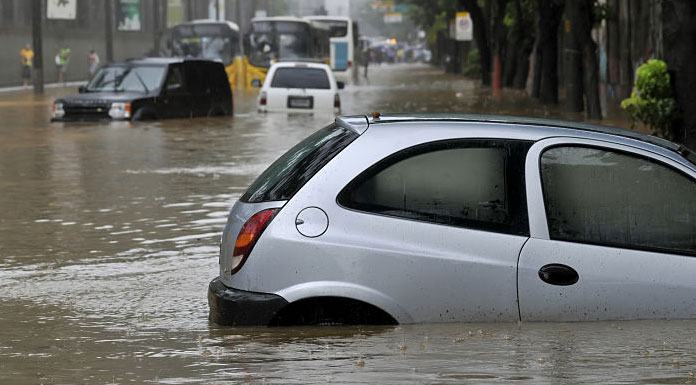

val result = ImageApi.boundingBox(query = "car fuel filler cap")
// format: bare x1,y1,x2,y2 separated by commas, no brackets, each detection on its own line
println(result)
295,207,328,238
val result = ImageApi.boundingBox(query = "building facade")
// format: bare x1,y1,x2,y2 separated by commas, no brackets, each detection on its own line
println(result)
0,0,286,88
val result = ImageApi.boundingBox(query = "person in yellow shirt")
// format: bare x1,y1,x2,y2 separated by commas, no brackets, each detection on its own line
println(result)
20,44,34,88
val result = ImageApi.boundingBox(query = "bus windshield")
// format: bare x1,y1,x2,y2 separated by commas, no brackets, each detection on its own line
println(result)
248,21,311,67
171,23,238,65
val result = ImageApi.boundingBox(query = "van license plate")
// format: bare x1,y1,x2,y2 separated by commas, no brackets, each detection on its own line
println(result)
288,96,313,109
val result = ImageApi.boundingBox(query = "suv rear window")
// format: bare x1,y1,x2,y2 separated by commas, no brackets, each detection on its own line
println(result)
241,123,359,203
270,68,330,89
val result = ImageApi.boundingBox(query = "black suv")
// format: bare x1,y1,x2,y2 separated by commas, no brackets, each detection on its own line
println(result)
51,58,233,121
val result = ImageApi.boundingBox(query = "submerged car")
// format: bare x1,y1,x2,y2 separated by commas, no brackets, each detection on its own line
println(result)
254,61,343,114
209,114,696,326
51,58,232,121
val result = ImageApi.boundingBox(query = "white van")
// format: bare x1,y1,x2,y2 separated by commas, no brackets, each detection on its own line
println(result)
255,61,343,115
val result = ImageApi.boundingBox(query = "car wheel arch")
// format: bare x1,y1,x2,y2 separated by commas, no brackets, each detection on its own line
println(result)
132,107,157,121
274,281,412,324
269,296,398,326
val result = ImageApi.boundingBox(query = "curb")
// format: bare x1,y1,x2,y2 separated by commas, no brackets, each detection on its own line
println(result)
0,81,87,94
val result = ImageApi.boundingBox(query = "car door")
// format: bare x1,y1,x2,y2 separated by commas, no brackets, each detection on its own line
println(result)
159,64,191,118
518,137,696,321
331,40,349,70
271,136,533,323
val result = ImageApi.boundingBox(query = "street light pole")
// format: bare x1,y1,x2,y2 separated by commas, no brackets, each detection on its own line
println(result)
31,0,43,94
105,0,114,62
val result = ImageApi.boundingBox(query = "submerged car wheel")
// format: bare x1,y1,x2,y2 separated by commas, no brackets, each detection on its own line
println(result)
132,108,157,121
269,297,398,326
207,106,229,117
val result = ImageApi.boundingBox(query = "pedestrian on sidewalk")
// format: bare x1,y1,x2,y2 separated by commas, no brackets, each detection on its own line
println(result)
56,45,71,83
361,46,369,79
55,49,62,82
88,49,100,76
20,44,34,88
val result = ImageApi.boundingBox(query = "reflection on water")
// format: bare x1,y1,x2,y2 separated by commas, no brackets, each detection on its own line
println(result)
0,64,679,384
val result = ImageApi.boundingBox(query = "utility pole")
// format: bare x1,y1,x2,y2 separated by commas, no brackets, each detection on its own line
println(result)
106,0,114,62
154,0,162,56
31,0,43,94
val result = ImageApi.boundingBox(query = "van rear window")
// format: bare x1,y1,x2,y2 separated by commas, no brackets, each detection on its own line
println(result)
241,123,359,203
270,68,331,89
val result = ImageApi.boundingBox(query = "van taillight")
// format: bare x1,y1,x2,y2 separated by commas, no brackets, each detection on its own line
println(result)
260,91,267,106
230,208,279,274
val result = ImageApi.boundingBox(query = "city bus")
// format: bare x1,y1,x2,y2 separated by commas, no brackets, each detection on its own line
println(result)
245,16,330,87
170,20,241,88
304,16,358,83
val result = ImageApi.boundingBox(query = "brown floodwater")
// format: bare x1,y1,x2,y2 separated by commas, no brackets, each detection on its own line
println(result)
2,64,693,384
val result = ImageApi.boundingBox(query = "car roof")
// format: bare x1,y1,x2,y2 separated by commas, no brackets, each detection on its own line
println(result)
336,113,696,165
304,15,351,22
176,19,240,31
251,16,309,24
270,61,331,70
107,57,221,66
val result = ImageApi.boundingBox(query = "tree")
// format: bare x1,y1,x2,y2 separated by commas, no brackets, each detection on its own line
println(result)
661,0,696,147
532,0,564,104
503,0,536,90
459,0,492,85
564,0,602,119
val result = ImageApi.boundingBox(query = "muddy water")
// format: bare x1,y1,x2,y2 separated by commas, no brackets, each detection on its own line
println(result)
1,64,692,384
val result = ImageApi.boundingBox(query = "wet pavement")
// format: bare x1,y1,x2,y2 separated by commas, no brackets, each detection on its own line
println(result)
2,64,695,384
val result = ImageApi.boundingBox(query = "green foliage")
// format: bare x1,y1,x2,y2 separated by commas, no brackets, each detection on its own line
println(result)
463,49,481,78
503,2,516,29
428,12,450,46
621,59,679,139
504,0,536,43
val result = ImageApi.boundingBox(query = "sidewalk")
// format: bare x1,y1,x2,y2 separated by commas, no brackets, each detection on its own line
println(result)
0,80,86,94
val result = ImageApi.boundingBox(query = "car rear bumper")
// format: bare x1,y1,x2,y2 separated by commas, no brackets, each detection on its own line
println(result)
208,277,288,326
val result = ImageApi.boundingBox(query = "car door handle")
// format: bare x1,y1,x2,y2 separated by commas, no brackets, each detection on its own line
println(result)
538,264,579,286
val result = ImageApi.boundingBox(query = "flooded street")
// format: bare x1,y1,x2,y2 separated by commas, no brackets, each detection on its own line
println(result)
2,64,695,384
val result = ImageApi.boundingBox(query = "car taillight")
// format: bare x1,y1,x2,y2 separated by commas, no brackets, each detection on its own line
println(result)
259,91,267,106
230,208,279,275
334,93,340,109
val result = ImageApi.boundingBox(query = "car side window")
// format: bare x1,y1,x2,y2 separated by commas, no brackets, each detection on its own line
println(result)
338,140,531,236
165,65,185,94
541,146,696,255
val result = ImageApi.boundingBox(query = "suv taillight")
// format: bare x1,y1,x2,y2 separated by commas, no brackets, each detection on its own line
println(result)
230,208,279,274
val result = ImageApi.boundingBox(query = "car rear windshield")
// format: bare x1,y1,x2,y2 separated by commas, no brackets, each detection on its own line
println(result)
270,68,330,89
241,123,359,203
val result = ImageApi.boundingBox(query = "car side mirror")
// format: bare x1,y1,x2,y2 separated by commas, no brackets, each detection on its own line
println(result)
251,78,261,88
78,85,87,93
336,81,345,90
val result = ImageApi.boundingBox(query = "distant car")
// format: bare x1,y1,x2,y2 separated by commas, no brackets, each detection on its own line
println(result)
253,61,343,114
51,58,232,121
209,114,696,326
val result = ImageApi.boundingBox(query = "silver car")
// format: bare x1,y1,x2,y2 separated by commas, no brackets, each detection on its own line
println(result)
208,114,696,326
